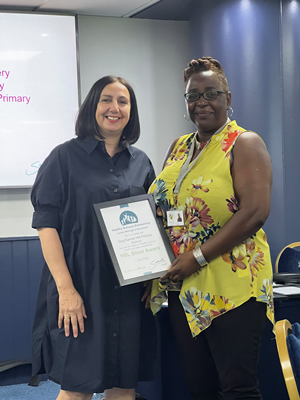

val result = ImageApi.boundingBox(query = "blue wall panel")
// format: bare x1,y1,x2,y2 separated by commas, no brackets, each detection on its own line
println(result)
282,1,300,245
0,241,14,361
189,0,288,262
0,237,44,385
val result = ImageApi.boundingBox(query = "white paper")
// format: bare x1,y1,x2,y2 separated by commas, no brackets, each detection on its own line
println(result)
273,286,300,295
100,200,172,280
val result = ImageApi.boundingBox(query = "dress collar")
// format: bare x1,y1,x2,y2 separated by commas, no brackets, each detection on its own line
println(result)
78,136,135,158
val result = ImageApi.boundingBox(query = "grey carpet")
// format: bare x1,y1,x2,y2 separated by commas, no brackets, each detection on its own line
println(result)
0,381,104,399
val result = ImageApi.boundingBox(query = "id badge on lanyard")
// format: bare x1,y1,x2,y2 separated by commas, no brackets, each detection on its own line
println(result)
166,122,228,228
166,136,196,228
166,210,185,227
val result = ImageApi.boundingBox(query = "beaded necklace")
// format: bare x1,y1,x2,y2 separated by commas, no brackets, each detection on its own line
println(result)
195,138,208,151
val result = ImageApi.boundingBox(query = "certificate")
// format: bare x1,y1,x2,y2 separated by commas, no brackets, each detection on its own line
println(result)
93,194,175,286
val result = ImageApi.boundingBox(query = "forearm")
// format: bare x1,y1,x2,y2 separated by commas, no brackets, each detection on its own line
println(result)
201,206,268,263
37,227,74,293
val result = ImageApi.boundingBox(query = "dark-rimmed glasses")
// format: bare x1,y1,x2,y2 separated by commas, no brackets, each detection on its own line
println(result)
184,90,227,102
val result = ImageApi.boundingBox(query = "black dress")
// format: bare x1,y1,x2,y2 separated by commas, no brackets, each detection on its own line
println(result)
31,136,157,393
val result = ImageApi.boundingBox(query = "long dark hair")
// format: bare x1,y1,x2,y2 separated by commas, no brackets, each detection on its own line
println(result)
75,76,140,145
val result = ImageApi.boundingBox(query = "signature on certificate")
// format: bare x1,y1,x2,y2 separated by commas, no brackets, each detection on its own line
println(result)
149,258,166,270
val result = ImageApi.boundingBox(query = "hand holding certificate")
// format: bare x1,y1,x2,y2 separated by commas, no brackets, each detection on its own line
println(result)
94,194,174,286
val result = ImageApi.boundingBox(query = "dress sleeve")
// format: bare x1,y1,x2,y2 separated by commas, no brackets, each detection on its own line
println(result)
143,158,156,193
31,148,64,230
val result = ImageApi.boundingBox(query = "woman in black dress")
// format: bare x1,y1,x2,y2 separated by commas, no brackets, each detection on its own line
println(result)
31,76,157,400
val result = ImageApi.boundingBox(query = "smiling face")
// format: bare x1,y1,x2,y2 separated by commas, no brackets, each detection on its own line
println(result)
95,81,131,139
185,70,231,136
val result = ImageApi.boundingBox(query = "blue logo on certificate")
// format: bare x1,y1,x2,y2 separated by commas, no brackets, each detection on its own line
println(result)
119,211,138,226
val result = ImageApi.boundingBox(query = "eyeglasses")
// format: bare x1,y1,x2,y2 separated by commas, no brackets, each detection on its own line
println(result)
184,90,227,102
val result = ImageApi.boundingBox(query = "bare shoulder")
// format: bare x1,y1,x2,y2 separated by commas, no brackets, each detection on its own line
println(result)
233,131,271,161
231,130,272,183
234,131,268,150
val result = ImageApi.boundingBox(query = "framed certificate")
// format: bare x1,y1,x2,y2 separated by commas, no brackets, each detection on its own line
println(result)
94,194,175,286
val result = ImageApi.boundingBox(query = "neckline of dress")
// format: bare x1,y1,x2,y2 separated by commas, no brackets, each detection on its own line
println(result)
194,117,232,147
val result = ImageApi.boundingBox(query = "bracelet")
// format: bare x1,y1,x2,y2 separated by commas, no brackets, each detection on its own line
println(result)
193,247,208,267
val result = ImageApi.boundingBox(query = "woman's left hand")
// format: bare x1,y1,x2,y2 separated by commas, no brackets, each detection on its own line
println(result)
159,251,200,282
141,280,152,309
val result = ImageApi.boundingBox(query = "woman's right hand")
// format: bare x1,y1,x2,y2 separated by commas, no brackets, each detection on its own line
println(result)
37,228,87,339
157,206,163,217
58,287,87,338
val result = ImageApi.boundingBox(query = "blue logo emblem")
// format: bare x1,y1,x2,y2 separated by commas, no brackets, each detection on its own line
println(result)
119,211,138,226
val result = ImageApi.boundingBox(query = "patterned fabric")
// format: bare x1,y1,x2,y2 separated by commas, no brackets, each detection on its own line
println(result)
149,120,274,337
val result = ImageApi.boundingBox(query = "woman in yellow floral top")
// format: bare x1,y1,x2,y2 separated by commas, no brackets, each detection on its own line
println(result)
148,57,273,400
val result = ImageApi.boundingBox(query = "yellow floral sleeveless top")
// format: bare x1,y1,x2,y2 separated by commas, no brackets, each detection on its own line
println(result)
148,120,274,337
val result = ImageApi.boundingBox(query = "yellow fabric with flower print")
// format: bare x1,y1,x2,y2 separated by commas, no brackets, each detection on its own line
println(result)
148,120,274,337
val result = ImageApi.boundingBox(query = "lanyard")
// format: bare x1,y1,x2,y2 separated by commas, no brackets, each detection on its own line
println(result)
173,118,231,196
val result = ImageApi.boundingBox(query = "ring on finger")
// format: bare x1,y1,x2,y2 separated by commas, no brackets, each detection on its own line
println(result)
64,316,70,320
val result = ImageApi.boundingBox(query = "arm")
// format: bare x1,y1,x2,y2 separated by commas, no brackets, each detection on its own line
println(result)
201,132,272,260
38,227,87,337
160,132,272,281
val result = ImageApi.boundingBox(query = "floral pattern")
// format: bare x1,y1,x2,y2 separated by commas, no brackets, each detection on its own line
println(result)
189,176,213,193
245,239,264,282
180,288,212,335
221,129,241,156
185,197,213,228
226,195,239,213
164,135,194,167
258,278,274,319
179,287,236,336
222,250,247,272
210,295,236,318
149,120,274,335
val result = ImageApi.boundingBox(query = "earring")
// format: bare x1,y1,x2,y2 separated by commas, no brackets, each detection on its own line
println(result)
184,113,190,121
228,107,234,118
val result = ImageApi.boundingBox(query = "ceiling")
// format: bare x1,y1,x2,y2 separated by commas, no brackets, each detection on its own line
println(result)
0,0,191,21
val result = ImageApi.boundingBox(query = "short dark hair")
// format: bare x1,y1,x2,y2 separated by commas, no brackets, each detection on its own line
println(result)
183,57,229,91
75,76,140,145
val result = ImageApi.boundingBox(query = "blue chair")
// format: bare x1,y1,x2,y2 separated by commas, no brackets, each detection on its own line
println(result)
275,242,300,273
275,319,300,400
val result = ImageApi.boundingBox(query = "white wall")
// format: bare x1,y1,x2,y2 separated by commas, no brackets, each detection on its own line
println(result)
0,188,33,237
0,16,192,238
77,16,192,171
